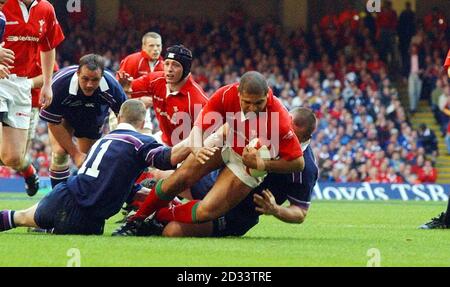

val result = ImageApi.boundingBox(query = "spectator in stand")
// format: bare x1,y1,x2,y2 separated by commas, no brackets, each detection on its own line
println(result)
423,7,447,33
407,44,425,113
376,0,397,64
431,77,445,124
417,123,438,158
438,87,450,136
397,2,416,77
417,159,438,183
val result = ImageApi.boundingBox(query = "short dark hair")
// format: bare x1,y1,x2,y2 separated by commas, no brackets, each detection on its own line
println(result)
290,107,317,140
78,54,105,75
238,71,269,96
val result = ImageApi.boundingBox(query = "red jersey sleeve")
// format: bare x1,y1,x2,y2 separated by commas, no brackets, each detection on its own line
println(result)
194,86,227,131
118,55,138,78
38,5,65,51
444,49,450,70
130,74,151,99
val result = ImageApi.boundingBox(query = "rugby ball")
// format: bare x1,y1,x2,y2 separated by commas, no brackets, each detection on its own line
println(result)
246,138,271,178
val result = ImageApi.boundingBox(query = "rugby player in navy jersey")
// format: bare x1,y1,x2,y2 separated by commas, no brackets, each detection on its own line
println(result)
0,99,207,235
114,107,318,237
39,54,128,188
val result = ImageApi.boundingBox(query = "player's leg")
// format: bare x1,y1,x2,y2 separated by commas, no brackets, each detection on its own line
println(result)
19,108,41,196
77,137,97,154
162,221,214,237
445,201,450,227
419,198,450,229
0,77,39,195
162,207,258,238
0,126,28,170
1,126,35,197
155,167,252,224
0,203,39,232
48,126,71,188
133,148,225,220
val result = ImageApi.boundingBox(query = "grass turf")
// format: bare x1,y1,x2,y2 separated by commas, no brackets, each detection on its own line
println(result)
0,192,449,267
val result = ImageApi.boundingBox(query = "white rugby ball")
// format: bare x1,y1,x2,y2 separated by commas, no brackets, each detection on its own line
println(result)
246,138,271,178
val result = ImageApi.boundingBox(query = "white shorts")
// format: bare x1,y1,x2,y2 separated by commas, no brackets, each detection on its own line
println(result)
0,75,32,129
221,146,266,188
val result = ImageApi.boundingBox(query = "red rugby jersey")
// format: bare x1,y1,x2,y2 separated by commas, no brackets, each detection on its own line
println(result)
3,0,64,77
118,51,164,79
131,71,208,146
194,83,303,160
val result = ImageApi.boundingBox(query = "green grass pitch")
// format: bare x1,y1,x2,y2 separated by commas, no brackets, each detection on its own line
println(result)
0,192,449,267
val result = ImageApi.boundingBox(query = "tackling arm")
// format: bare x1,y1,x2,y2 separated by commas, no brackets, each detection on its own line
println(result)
253,189,307,224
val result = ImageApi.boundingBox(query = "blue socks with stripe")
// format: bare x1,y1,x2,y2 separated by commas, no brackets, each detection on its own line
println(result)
0,210,16,232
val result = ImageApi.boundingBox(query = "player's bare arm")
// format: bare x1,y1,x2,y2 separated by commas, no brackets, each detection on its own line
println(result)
253,189,307,224
39,49,56,108
242,146,305,173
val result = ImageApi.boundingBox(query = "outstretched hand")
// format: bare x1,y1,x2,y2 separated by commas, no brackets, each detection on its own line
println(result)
116,71,133,93
253,189,279,216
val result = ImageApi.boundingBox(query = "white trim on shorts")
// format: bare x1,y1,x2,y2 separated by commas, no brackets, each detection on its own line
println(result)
221,146,266,188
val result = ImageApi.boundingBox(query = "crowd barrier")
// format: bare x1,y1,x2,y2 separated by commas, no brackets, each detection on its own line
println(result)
0,178,449,201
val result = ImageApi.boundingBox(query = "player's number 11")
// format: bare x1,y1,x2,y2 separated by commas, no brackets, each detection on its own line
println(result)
78,140,112,178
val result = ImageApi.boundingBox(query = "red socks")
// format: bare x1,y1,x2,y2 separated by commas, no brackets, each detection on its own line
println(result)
156,200,200,224
20,164,36,178
133,179,173,220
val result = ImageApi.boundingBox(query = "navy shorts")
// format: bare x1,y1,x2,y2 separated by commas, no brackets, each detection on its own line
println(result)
34,183,105,235
211,209,259,237
190,170,219,200
191,170,259,237
73,127,102,140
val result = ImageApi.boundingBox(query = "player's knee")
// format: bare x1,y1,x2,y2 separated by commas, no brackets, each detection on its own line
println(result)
51,152,69,170
162,222,183,237
195,204,217,222
1,153,23,169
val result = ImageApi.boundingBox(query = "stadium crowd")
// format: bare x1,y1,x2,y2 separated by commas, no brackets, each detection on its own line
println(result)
1,2,449,184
